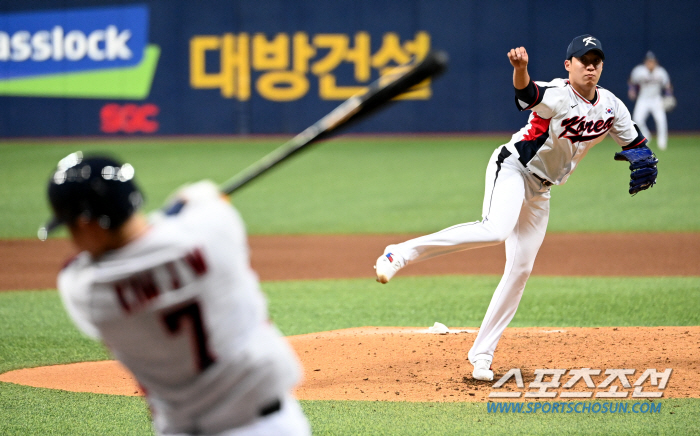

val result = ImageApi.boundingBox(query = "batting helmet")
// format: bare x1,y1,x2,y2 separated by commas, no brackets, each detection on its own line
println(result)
39,152,144,240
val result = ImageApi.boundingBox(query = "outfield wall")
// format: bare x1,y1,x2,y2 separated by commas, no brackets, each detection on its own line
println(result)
1,0,698,137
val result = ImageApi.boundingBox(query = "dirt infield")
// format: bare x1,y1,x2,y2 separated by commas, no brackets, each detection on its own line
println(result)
1,233,698,401
2,326,698,401
2,233,700,290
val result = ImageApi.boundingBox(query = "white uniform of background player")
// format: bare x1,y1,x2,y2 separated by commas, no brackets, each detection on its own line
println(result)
374,35,652,381
44,154,310,436
628,51,673,150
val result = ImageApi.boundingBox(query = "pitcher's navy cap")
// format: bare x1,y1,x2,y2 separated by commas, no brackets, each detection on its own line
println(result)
566,34,605,60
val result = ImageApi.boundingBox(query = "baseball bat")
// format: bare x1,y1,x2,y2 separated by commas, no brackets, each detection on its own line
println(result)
219,49,449,195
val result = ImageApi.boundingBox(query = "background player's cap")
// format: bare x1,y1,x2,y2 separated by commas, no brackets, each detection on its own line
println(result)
566,34,605,61
645,51,656,60
38,152,144,241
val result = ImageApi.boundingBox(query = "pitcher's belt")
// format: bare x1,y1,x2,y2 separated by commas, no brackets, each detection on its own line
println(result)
532,173,553,187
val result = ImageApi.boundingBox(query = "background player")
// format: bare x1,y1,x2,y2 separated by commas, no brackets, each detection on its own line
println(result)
374,35,658,381
628,51,674,150
40,152,311,436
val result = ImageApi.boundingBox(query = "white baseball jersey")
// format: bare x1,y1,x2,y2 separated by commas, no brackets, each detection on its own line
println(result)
629,64,670,100
510,78,646,185
58,181,302,435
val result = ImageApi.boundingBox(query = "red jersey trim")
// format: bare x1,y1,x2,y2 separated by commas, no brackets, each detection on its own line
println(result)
524,84,541,111
567,80,600,106
523,112,551,141
622,138,647,150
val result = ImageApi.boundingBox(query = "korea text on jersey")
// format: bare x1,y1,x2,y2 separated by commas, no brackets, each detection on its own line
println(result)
487,401,663,414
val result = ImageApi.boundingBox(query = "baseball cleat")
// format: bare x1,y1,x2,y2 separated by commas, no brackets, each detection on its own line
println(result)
472,359,494,381
374,245,405,284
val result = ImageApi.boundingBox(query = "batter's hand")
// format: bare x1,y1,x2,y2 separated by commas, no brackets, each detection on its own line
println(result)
508,47,529,69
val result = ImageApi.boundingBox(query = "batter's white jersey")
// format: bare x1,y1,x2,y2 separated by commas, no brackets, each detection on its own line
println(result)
629,64,670,100
58,182,303,435
511,78,646,185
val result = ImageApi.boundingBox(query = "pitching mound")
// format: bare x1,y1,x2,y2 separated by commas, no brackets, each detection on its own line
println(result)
2,326,698,402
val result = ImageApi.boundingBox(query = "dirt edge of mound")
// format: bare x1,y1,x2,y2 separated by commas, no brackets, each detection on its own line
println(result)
2,326,697,403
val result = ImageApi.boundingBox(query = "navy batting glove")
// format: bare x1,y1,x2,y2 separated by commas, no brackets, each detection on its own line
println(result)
614,145,658,195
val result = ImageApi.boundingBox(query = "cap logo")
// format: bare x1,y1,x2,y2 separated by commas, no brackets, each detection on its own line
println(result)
583,37,597,46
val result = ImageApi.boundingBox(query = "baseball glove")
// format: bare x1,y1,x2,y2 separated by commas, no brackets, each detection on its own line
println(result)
663,95,677,112
614,145,658,195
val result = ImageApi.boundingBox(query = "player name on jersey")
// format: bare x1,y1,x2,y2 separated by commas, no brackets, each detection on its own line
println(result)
112,248,208,313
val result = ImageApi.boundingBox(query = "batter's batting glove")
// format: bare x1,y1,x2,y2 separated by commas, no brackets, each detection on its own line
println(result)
614,145,658,195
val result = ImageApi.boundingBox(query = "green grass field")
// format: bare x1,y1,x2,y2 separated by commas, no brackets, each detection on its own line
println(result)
1,135,699,238
1,276,700,435
1,135,699,435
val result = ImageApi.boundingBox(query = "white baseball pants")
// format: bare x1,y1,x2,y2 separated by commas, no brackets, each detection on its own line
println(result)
633,97,667,150
394,146,550,364
162,395,311,436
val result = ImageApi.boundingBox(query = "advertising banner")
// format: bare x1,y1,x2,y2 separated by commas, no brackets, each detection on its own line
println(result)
0,0,697,137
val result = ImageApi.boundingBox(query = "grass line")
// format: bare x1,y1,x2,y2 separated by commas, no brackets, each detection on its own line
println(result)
1,136,698,238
